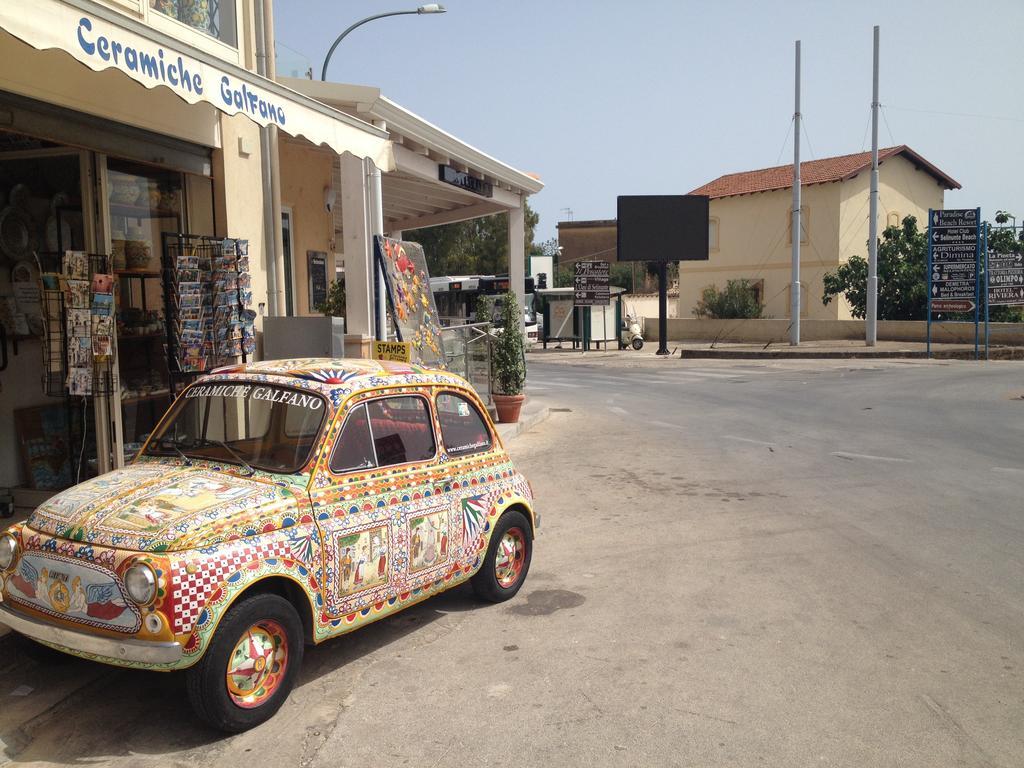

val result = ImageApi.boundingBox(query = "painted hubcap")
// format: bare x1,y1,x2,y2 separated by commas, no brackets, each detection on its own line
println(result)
494,527,526,588
225,620,289,708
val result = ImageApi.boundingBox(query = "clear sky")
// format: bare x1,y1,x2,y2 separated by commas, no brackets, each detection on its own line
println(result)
274,0,1024,244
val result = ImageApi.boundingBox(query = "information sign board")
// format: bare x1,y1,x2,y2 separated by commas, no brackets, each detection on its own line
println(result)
987,252,1024,307
926,207,981,359
573,261,610,306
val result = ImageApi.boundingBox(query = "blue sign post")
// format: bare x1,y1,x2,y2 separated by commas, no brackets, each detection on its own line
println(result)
927,208,981,359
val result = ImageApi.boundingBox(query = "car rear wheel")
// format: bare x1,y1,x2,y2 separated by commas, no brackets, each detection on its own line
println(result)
471,510,532,602
185,593,303,732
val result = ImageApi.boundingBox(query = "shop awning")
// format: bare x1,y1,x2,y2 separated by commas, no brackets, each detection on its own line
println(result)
0,0,394,170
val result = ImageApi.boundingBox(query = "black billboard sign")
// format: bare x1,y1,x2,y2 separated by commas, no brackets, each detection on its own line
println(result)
616,195,710,262
573,260,610,306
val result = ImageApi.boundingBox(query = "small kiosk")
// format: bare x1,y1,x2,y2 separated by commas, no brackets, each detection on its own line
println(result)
536,286,626,350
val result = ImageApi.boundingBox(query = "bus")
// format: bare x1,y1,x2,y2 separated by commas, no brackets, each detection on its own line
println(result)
430,274,541,344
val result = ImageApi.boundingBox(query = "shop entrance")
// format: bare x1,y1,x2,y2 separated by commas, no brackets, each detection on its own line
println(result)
0,116,214,500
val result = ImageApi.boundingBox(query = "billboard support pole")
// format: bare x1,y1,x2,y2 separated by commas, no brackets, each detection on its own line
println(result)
982,216,988,360
790,39,801,346
657,261,669,356
926,208,932,359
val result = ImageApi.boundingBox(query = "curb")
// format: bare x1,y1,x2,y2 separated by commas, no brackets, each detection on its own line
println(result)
681,348,1024,360
680,349,929,360
498,406,552,442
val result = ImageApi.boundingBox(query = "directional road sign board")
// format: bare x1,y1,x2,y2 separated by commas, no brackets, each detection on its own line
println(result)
988,251,1024,306
931,299,976,313
573,260,610,306
929,209,980,306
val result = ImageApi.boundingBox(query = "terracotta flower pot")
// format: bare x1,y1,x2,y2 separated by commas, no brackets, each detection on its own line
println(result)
493,393,525,424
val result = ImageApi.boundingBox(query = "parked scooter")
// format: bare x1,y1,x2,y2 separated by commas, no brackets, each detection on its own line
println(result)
619,313,644,350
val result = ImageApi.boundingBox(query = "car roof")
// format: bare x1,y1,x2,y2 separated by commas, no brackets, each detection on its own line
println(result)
204,357,471,395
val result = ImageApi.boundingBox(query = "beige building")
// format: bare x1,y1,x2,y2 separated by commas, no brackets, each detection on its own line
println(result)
0,0,540,501
680,146,959,320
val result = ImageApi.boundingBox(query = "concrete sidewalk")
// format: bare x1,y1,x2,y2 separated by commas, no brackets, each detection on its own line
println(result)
528,339,1021,361
494,395,552,444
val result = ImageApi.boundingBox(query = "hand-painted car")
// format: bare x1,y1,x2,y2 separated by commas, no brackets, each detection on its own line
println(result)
0,359,536,732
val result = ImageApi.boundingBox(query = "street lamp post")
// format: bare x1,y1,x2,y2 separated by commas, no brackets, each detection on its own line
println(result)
321,4,446,81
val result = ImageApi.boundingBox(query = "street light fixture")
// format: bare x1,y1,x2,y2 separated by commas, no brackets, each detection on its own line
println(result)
321,5,447,81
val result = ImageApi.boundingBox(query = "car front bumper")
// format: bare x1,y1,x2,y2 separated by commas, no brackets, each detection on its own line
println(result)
0,599,182,665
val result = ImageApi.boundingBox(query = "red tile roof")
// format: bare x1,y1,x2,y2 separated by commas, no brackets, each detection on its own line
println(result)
689,145,960,199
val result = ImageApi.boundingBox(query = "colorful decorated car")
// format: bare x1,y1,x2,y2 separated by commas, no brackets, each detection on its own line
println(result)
0,359,537,731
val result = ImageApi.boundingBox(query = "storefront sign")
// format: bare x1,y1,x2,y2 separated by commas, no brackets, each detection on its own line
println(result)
0,0,393,169
373,341,411,363
307,251,328,311
438,165,493,198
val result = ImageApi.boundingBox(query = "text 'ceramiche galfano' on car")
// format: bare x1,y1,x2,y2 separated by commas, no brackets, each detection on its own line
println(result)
0,358,538,732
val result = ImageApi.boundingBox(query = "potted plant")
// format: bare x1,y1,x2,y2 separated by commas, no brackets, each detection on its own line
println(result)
492,290,526,423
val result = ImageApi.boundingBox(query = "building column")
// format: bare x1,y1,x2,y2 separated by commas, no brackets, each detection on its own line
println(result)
508,202,526,332
340,152,373,353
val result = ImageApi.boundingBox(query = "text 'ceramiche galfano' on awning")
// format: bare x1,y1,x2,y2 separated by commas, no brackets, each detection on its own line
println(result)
75,16,287,126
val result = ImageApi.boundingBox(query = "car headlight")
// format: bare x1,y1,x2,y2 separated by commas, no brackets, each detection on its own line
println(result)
0,533,17,571
124,562,157,605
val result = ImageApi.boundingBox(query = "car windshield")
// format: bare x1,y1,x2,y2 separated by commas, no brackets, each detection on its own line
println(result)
144,382,327,474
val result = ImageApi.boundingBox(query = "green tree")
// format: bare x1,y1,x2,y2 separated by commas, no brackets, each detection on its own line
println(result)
822,215,928,320
693,279,763,319
405,200,540,277
492,291,526,395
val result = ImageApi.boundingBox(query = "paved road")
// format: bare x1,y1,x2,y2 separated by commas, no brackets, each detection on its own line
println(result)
3,356,1023,767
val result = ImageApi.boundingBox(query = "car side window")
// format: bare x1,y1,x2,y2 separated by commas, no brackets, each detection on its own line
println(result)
366,396,436,467
437,392,492,457
329,404,376,473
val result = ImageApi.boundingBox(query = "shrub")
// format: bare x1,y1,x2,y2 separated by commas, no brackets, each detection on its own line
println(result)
693,280,762,319
493,291,526,395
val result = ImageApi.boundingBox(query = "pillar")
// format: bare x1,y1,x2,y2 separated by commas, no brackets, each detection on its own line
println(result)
340,152,373,353
508,203,526,332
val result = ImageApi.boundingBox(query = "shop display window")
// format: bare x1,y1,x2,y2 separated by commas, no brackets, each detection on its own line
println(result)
107,159,184,462
149,0,238,47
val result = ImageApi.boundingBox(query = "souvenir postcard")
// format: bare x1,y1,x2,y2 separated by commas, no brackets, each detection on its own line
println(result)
92,335,112,359
91,293,114,315
63,251,89,280
67,309,90,337
68,337,92,367
66,279,90,309
176,254,199,271
236,239,248,256
237,257,249,273
91,273,114,294
67,366,92,396
91,313,113,336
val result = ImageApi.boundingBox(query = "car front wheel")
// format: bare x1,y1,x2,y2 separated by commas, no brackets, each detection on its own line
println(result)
185,592,303,732
471,509,532,602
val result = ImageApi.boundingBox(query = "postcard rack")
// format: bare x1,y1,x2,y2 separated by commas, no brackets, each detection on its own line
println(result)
160,233,254,394
38,251,115,397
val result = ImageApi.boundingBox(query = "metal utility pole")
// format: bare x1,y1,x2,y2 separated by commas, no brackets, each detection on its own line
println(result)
790,40,801,346
866,25,880,346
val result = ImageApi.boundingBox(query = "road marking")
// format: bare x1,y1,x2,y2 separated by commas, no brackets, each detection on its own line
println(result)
528,379,581,388
723,435,776,447
991,466,1024,474
608,406,629,416
648,420,681,430
831,451,911,463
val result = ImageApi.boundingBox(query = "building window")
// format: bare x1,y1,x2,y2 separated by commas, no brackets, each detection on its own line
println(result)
787,207,809,245
887,211,901,228
747,279,765,307
150,0,238,47
709,217,720,252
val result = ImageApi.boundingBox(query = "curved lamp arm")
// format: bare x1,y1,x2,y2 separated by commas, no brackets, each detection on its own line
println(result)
321,5,446,81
